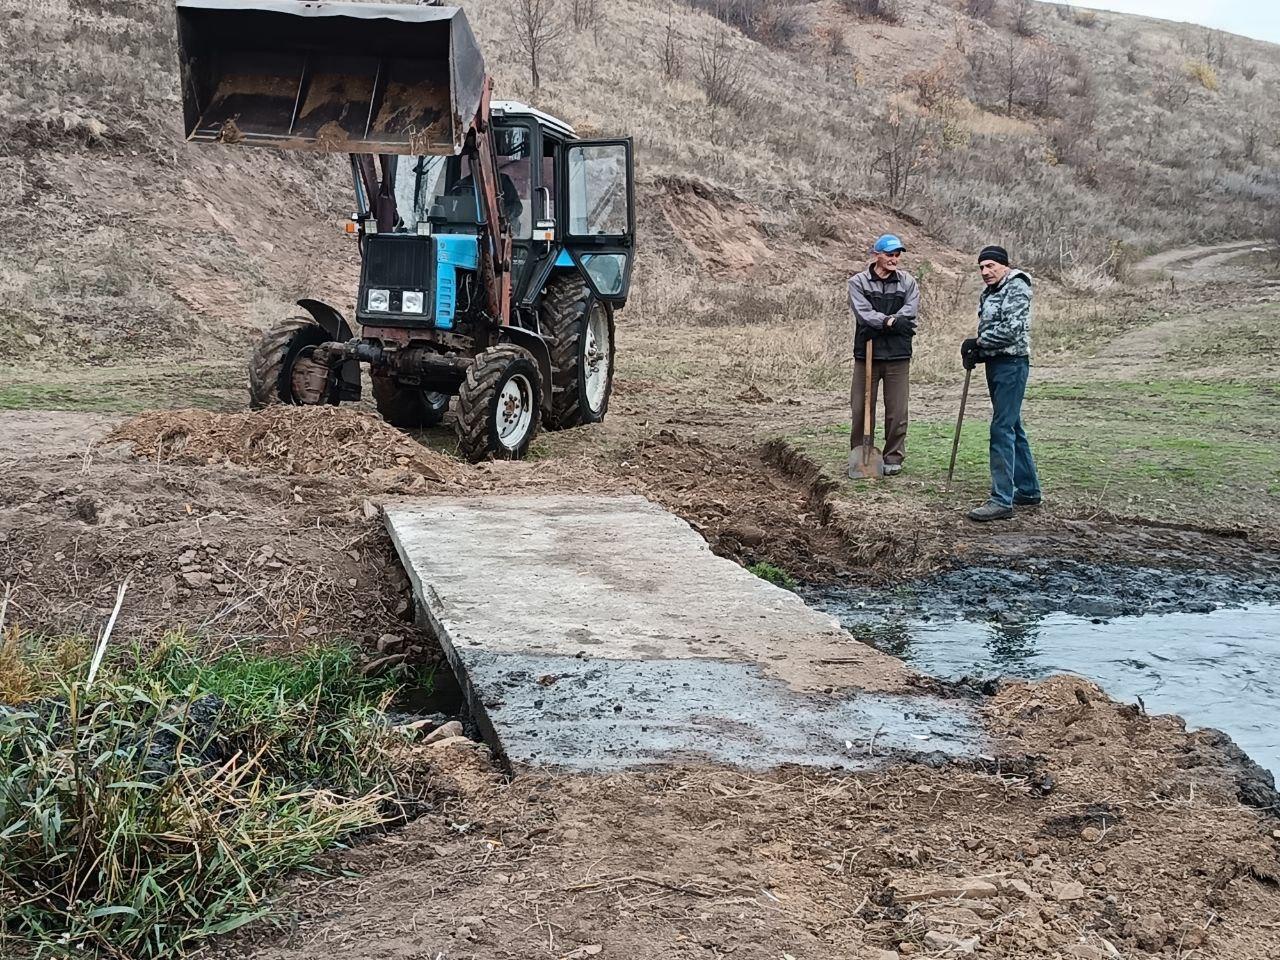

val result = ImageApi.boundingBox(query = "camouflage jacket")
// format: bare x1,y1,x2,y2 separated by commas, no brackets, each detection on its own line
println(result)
977,269,1032,358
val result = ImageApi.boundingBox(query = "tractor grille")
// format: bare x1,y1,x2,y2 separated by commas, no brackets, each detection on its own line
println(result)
362,235,432,289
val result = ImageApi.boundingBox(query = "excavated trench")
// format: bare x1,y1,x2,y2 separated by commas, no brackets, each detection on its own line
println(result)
807,559,1280,780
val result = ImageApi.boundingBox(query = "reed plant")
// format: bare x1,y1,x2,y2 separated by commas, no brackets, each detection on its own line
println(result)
0,630,420,957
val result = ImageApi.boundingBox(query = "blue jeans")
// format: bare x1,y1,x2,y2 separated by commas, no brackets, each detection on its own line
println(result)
985,357,1041,507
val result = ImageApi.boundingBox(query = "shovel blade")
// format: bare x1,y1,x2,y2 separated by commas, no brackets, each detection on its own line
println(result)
847,444,885,480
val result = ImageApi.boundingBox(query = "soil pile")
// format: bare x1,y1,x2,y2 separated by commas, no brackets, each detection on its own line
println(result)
110,407,464,486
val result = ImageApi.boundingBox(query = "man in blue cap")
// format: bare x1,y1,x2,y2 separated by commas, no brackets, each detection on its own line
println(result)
848,233,920,475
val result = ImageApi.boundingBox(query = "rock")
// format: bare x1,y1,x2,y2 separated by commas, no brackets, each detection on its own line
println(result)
1081,826,1102,842
1132,913,1168,950
182,571,213,588
376,633,403,653
428,734,474,750
424,720,465,744
1051,880,1086,902
871,951,899,960
723,522,767,547
561,946,602,960
895,878,997,902
1000,878,1036,900
361,653,407,676
1065,945,1104,960
1090,861,1107,876
362,498,379,520
922,931,978,954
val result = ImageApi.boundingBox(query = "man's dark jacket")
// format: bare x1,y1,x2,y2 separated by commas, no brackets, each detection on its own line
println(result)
847,264,920,361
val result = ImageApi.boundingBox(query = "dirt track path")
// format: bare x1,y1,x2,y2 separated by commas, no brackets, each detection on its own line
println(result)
1133,239,1262,280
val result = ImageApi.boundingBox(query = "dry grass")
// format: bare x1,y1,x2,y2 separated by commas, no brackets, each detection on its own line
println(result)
3,0,1278,371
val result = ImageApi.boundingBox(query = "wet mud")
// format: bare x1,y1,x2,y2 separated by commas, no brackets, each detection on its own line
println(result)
469,652,984,772
811,557,1280,799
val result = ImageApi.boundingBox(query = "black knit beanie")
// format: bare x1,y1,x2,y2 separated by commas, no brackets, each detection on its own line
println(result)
978,245,1009,266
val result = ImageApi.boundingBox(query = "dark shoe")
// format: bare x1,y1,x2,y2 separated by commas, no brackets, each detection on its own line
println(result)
967,501,1015,522
883,463,903,476
1013,495,1042,507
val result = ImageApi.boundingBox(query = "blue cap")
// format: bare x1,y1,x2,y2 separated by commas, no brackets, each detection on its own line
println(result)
873,234,906,254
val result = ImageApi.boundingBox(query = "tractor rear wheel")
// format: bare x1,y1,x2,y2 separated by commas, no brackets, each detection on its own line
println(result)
248,317,335,409
453,345,542,462
372,375,450,429
540,276,615,429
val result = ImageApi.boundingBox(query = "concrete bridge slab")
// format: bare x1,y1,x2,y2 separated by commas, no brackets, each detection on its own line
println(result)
385,494,982,771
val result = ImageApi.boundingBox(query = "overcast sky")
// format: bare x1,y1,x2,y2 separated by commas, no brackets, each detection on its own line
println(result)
1063,1,1280,46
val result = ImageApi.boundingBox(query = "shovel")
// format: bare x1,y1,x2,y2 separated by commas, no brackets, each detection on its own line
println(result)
946,365,973,486
847,340,885,480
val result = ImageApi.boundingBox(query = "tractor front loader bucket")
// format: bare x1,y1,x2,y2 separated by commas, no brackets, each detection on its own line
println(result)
175,0,485,155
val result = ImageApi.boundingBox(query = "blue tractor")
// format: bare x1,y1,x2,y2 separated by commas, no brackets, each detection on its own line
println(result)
175,0,635,460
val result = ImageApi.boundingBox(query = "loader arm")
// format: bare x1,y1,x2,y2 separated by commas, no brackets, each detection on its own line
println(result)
467,81,513,325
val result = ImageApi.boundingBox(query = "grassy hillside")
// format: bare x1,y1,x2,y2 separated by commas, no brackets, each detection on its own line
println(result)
1,0,1277,371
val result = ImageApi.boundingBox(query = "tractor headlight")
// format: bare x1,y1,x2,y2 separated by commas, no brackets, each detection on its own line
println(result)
367,288,390,312
402,291,424,314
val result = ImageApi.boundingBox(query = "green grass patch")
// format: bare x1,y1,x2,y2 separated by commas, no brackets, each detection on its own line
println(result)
0,365,242,413
0,633,425,958
748,561,798,591
786,377,1280,526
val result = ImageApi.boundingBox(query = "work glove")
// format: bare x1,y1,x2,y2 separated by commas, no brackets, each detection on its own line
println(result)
960,337,981,370
888,316,917,335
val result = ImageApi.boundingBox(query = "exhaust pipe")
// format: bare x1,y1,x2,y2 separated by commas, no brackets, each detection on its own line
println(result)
175,0,486,155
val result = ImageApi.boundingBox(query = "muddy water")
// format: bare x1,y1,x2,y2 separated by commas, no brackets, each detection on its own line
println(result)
812,565,1280,778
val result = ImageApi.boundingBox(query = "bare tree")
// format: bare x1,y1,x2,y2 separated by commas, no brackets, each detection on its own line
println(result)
965,0,996,23
508,0,566,89
819,26,850,81
1011,0,1036,37
569,0,599,31
870,109,935,204
996,33,1025,115
1242,119,1262,164
659,13,682,81
1267,206,1280,267
1152,64,1191,112
1025,41,1066,116
696,31,748,114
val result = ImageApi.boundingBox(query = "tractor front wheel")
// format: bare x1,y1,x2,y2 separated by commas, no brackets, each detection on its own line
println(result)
372,375,450,429
453,345,542,462
248,317,335,409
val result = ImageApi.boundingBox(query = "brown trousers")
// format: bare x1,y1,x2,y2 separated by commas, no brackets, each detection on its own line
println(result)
850,358,910,465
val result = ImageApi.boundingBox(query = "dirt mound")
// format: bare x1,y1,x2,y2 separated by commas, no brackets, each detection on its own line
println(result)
110,407,464,486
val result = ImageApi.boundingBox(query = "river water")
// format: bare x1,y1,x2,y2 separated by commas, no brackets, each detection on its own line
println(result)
813,589,1280,779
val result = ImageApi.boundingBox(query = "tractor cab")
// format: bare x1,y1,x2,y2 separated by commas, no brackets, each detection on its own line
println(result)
360,101,634,328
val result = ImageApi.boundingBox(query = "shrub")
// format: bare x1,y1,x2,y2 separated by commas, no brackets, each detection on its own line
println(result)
748,562,798,591
965,0,996,23
0,633,423,957
839,0,903,26
696,31,749,112
1185,60,1218,91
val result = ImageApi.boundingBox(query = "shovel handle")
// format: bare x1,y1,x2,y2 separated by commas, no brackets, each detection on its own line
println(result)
946,366,972,485
863,339,874,445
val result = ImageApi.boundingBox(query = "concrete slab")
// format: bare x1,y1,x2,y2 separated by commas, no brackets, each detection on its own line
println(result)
385,494,982,771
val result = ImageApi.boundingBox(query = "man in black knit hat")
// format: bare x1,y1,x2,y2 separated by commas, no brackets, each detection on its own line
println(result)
961,245,1042,521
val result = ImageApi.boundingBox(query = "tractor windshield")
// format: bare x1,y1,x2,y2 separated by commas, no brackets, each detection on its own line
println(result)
390,130,532,236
